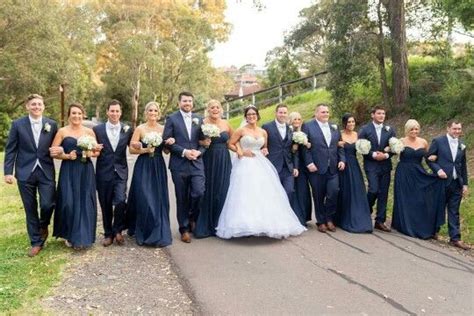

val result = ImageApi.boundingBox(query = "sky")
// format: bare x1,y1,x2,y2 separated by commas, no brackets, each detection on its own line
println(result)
209,0,314,69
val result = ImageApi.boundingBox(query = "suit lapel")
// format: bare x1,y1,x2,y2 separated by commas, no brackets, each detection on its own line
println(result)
24,117,37,149
102,124,114,152
178,112,191,141
313,121,328,146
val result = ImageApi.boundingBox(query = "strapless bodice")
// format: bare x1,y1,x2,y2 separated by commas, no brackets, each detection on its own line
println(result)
240,135,265,151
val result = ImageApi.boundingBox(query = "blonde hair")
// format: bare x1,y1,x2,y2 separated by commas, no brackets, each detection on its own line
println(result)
206,99,223,117
288,112,302,130
144,101,160,115
404,119,420,135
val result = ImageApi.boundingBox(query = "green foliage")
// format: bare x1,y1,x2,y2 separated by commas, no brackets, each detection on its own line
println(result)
435,0,474,30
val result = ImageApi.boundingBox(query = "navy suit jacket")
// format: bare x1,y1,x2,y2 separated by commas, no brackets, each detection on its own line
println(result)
4,116,58,181
262,121,297,173
302,120,345,175
358,123,396,172
428,135,468,186
93,123,133,182
162,111,205,172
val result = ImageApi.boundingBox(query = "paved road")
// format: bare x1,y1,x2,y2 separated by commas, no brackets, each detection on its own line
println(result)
161,168,473,315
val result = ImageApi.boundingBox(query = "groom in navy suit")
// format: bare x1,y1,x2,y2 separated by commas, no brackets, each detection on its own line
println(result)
262,104,298,200
93,100,133,247
428,120,469,250
358,105,396,232
4,94,58,257
163,91,205,243
303,104,345,233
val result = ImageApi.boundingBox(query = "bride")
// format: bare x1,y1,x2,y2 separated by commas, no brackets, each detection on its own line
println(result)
216,105,306,239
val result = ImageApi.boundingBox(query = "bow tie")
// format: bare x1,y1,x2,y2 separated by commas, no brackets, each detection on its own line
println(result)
31,119,41,125
450,138,458,145
375,125,383,130
277,123,286,129
183,113,192,118
321,123,329,128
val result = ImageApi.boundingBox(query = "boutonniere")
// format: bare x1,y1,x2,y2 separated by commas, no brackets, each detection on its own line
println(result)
43,122,51,133
289,125,294,131
331,124,337,130
122,125,130,133
460,144,466,151
192,118,200,125
384,126,390,132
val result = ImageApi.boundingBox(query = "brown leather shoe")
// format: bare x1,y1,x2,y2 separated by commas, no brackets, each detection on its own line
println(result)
181,232,192,243
102,237,113,247
374,222,391,232
431,233,440,241
115,233,124,245
327,222,336,232
450,240,470,250
317,224,328,233
40,227,49,242
28,246,42,257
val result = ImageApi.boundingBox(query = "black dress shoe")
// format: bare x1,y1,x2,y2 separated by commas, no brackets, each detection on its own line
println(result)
374,222,391,232
450,240,470,250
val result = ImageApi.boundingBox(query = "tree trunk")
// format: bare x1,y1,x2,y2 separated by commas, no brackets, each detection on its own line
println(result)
131,64,141,128
376,0,390,108
385,0,409,109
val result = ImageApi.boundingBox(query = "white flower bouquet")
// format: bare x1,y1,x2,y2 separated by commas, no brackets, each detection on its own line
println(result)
201,123,221,138
388,137,405,154
141,132,163,157
77,135,97,162
355,139,371,155
292,131,308,145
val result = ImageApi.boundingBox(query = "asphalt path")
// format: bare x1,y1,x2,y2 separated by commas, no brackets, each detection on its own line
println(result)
159,157,474,315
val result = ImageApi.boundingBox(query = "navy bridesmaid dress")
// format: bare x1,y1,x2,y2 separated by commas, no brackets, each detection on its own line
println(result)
392,147,445,239
194,131,231,238
335,142,373,233
54,136,97,248
127,142,172,247
291,146,312,225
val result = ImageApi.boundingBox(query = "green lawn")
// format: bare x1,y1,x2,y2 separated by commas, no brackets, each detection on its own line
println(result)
0,152,69,313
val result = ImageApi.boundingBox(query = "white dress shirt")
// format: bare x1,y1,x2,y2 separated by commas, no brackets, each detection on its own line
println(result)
447,134,458,179
106,121,121,151
180,110,192,139
317,120,331,146
373,122,383,144
275,120,286,140
29,115,43,171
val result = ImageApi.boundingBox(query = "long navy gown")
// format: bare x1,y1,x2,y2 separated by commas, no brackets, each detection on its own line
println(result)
194,131,231,238
291,145,312,225
127,142,172,247
335,142,373,233
54,136,97,248
392,147,445,239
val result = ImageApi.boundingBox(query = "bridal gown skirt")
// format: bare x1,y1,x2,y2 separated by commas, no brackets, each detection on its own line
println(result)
216,152,306,239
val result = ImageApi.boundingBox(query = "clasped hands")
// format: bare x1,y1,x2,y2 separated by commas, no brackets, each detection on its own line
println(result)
306,161,345,173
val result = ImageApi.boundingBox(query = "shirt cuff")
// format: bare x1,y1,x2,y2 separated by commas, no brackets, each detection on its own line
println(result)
181,149,186,157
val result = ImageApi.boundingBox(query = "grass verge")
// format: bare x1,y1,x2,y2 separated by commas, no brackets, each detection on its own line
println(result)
0,152,69,313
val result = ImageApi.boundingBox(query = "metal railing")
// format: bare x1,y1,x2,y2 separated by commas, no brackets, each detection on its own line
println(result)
195,70,327,119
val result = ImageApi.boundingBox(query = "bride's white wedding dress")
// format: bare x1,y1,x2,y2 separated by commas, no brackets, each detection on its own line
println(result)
216,135,306,239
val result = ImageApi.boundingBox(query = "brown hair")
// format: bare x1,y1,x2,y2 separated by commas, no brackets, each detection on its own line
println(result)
107,99,122,110
371,105,386,114
244,105,260,121
275,103,288,112
446,119,462,128
67,103,85,117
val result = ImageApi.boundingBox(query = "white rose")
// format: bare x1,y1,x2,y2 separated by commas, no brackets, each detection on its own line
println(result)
192,118,200,125
331,124,337,130
460,144,466,151
44,122,51,133
123,125,130,133
385,126,390,132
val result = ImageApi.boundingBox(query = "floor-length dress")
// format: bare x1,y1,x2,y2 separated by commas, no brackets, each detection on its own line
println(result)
291,146,312,225
127,142,172,247
54,136,97,248
194,132,231,238
335,142,373,233
392,147,445,239
216,135,306,239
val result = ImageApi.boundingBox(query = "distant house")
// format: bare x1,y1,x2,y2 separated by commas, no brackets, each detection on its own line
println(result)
224,72,262,100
